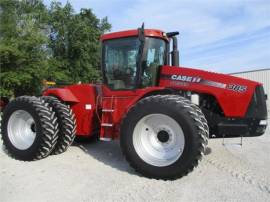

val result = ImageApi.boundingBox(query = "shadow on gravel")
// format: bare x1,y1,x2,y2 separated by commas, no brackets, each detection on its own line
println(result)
74,140,138,176
74,140,213,177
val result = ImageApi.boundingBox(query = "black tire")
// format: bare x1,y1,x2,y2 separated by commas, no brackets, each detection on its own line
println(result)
120,95,208,180
1,96,58,161
41,96,76,155
174,96,209,144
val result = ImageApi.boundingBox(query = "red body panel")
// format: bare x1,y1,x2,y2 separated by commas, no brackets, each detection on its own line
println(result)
101,29,168,41
43,88,79,102
99,85,166,139
43,66,261,139
44,84,98,136
160,66,261,117
43,84,166,138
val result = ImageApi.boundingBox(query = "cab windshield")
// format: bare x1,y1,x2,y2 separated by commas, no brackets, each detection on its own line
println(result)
102,37,166,90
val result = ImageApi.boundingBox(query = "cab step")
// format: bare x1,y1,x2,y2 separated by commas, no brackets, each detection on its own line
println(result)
102,109,114,112
100,137,112,141
101,123,113,127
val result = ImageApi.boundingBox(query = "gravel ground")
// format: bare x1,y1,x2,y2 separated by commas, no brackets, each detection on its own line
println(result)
1,127,269,202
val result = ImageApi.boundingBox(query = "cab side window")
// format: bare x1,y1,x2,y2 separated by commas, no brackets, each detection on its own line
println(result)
141,38,166,87
103,38,140,90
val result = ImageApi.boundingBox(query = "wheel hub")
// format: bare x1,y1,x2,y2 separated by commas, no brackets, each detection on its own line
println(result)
7,110,36,150
157,130,170,143
133,113,185,167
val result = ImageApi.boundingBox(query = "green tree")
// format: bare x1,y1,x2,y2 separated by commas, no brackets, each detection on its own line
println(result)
48,2,111,83
0,0,111,97
0,0,49,97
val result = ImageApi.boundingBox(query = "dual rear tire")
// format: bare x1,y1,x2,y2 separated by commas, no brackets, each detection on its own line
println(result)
1,96,76,161
41,96,76,155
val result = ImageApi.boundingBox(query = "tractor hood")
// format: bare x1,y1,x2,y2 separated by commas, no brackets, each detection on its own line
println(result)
159,65,262,118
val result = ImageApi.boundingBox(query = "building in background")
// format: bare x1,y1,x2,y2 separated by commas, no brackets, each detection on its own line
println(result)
231,68,270,133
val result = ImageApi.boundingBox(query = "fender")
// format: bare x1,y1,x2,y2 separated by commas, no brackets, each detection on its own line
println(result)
43,84,98,136
43,88,79,103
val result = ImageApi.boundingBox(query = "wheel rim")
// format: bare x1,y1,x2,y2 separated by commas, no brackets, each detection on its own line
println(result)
133,114,185,167
7,110,37,150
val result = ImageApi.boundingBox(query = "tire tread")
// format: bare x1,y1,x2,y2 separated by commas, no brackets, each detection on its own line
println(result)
41,96,76,155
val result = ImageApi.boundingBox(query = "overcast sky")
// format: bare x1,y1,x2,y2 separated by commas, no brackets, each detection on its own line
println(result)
44,0,270,73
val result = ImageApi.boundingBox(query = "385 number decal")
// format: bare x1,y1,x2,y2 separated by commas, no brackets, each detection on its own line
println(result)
227,84,247,93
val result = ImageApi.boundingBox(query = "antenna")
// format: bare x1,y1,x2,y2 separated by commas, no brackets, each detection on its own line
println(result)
141,22,144,31
138,23,145,41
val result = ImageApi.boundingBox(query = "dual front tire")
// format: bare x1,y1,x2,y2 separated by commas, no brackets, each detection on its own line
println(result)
120,95,208,180
1,96,76,161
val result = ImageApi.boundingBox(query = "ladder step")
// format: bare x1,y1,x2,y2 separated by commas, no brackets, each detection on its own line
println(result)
101,123,113,127
100,137,112,141
102,109,114,112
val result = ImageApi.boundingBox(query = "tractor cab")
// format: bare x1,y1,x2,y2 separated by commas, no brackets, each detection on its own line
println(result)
101,27,179,90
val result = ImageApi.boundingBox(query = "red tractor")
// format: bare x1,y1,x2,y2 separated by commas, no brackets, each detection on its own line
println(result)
1,25,268,179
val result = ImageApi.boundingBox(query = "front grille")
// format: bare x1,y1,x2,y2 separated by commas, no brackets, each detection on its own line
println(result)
246,85,267,119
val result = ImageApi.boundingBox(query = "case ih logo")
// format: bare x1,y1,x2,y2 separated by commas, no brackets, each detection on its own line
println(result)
171,75,201,83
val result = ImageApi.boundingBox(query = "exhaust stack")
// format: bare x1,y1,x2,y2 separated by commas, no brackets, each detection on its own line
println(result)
167,32,180,66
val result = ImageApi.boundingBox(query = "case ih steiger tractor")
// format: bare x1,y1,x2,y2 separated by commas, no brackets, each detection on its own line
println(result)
1,25,268,180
